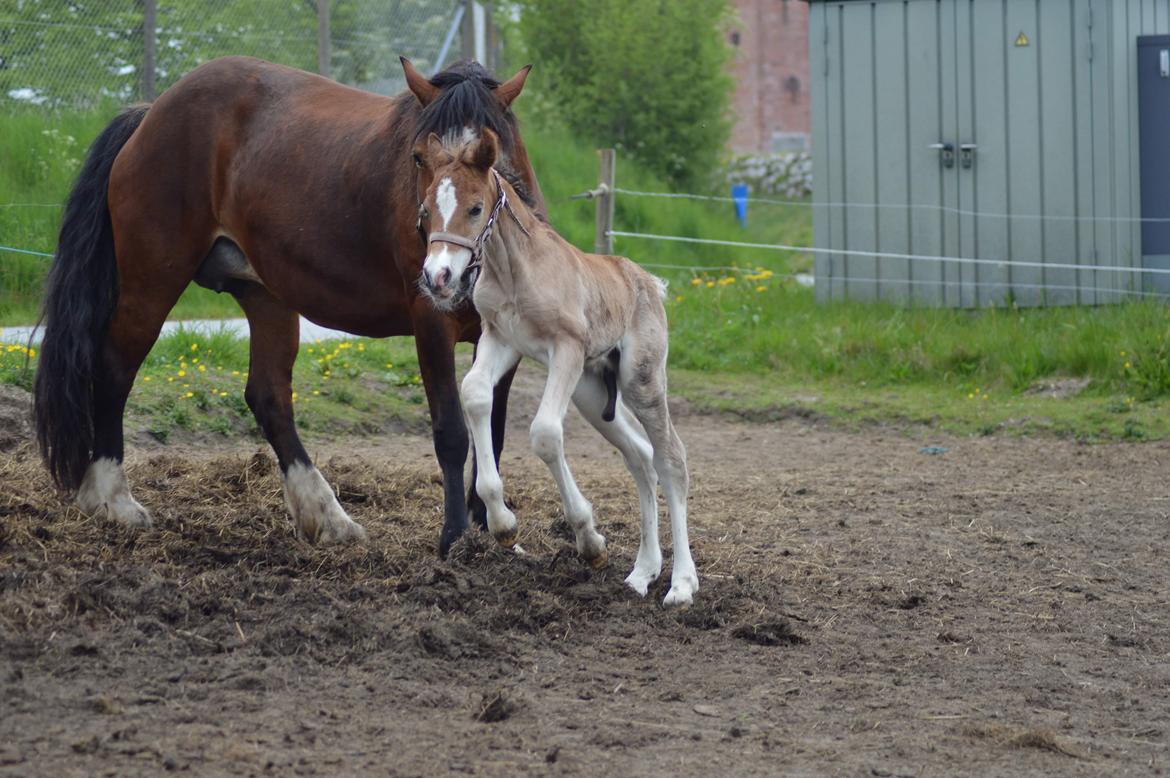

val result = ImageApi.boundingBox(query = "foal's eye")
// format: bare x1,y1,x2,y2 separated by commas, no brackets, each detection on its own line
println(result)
469,204,483,217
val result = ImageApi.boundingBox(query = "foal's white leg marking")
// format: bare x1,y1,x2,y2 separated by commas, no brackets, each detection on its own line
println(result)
461,330,522,545
626,376,698,607
283,463,367,544
572,375,661,595
531,346,607,567
76,458,152,528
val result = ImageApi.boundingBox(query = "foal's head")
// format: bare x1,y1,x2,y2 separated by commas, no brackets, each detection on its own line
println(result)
414,129,505,308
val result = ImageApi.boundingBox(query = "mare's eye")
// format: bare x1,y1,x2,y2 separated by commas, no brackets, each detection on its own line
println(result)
469,204,483,217
412,153,423,168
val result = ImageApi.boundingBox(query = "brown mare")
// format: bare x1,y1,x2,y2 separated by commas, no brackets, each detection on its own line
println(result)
33,56,543,556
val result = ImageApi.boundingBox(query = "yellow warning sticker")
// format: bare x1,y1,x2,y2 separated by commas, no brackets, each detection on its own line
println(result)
1015,31,1030,47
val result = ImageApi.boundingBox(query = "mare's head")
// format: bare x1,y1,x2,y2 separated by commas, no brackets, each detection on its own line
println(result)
401,57,540,215
413,128,507,308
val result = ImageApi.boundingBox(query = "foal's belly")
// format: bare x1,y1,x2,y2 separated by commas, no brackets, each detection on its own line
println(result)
485,305,550,365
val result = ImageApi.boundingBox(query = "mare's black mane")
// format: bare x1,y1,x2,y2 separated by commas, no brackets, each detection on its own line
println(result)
413,60,534,207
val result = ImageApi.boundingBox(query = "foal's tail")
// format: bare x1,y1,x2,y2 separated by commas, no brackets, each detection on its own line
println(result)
35,105,149,490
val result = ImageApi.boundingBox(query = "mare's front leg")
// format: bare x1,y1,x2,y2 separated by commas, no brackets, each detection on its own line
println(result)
460,329,521,545
412,300,475,557
531,344,607,568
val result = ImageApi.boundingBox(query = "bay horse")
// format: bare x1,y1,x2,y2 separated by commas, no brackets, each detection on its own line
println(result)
414,129,698,606
33,56,544,556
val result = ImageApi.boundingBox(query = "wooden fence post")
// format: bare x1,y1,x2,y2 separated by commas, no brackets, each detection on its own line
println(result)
317,0,331,78
142,0,157,100
595,149,615,255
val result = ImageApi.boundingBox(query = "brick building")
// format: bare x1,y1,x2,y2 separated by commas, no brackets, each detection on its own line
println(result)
727,0,810,153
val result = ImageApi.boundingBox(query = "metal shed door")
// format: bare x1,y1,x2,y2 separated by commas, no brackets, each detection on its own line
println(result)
1139,35,1170,294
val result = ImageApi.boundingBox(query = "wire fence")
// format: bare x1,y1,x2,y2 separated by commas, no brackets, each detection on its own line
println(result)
597,188,1170,305
1,0,464,109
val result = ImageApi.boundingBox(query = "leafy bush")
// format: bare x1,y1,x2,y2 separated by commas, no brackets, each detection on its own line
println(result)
512,0,734,189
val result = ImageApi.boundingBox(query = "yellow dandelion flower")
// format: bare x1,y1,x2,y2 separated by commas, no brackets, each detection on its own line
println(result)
1120,350,1127,356
291,392,298,400
967,393,974,400
982,394,989,401
385,363,394,369
232,370,240,376
167,377,175,383
1125,361,1132,369
756,285,766,292
312,389,320,395
190,343,198,351
307,348,315,354
706,281,715,288
184,391,194,398
675,295,684,302
219,391,229,397
357,343,365,352
143,376,152,382
197,365,206,373
177,370,186,377
28,348,36,358
691,278,702,286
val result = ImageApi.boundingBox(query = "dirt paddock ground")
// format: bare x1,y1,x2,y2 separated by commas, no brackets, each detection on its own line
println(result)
1,378,1168,776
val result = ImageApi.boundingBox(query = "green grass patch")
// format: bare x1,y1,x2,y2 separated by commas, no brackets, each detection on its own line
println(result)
5,108,1170,440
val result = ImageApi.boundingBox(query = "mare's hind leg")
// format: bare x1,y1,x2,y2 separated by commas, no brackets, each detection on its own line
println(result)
622,361,698,607
79,246,192,527
571,373,663,595
233,284,365,544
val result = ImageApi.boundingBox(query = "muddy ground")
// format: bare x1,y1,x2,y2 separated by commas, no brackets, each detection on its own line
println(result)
1,373,1168,777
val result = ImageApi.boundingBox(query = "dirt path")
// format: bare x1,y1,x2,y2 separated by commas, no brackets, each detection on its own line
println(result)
2,379,1168,776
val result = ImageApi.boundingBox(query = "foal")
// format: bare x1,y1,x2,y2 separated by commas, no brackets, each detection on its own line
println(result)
414,129,698,606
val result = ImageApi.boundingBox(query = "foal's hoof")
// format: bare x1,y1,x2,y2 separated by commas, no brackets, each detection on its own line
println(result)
493,528,519,549
662,575,699,608
588,548,609,571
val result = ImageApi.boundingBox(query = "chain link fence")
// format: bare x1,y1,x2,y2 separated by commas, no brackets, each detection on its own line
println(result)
1,0,476,110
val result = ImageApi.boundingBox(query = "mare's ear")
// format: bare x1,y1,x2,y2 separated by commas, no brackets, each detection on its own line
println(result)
493,65,532,109
401,56,438,106
468,128,499,171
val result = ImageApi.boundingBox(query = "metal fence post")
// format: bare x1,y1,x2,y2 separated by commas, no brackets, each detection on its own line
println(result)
316,0,331,78
595,149,615,255
142,0,157,100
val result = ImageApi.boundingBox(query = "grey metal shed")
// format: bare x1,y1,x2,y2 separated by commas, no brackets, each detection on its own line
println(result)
808,0,1170,306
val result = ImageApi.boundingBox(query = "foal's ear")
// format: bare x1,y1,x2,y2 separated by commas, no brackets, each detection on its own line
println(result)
425,132,444,158
493,65,532,110
401,56,438,106
468,128,499,171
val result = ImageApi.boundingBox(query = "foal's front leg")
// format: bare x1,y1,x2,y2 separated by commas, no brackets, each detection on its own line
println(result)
531,344,608,568
460,330,521,546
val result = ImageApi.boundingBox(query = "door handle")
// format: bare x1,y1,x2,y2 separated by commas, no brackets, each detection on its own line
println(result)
929,142,956,168
960,143,978,169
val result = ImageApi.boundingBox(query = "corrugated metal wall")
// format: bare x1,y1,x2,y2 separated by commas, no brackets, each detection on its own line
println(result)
810,0,1170,306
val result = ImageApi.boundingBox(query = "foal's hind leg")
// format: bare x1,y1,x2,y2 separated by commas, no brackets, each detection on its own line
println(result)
572,373,662,595
529,345,607,567
623,365,697,607
233,285,365,544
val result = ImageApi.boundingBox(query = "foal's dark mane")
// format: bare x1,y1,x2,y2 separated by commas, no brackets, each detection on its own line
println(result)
413,60,535,207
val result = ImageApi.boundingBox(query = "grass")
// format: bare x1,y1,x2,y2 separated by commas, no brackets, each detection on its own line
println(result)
4,107,1170,440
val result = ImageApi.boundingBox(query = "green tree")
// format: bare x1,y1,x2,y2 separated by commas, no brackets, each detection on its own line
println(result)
513,0,733,189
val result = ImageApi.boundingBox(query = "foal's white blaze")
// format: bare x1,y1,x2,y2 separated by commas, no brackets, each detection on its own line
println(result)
436,176,458,229
282,462,367,544
76,457,152,528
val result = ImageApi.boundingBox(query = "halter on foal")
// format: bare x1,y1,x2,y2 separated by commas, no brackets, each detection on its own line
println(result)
415,129,699,606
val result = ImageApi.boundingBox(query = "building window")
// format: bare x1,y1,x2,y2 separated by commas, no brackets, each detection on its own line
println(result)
785,75,801,102
730,30,741,46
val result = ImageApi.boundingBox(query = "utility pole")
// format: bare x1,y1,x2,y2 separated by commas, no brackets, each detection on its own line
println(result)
317,0,331,78
142,0,157,100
